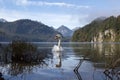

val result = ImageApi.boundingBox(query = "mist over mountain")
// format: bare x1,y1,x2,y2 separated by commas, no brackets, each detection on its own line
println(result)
93,17,106,22
0,19,58,42
72,27,80,31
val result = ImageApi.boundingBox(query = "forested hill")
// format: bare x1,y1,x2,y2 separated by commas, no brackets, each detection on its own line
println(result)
72,16,120,42
0,19,58,42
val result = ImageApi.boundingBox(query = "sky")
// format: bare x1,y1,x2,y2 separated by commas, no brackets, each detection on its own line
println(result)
0,0,120,29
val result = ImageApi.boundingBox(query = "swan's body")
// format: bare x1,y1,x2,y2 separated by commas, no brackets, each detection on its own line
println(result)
52,45,63,52
52,34,63,52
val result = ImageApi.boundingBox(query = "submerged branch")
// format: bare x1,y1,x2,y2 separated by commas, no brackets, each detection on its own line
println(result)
73,59,83,80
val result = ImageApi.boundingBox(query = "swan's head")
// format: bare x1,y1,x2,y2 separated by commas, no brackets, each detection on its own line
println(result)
55,34,62,40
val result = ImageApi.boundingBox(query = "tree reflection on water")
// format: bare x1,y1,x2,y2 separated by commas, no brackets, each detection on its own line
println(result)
72,42,120,80
72,43,120,68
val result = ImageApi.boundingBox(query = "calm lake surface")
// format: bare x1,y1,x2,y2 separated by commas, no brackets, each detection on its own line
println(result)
0,42,120,80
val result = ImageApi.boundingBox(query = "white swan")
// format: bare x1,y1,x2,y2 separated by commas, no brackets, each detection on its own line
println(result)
52,34,63,52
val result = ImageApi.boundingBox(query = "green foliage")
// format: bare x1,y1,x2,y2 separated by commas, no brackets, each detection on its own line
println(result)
72,16,120,42
72,20,102,42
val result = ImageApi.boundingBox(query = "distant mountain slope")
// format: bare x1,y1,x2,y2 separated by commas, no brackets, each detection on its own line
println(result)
0,19,58,42
56,25,73,37
72,16,120,42
0,18,7,22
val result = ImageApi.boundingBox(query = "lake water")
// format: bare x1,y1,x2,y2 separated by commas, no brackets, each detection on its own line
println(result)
0,42,120,80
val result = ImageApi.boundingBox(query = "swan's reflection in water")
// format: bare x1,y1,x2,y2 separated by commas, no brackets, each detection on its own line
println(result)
52,51,62,68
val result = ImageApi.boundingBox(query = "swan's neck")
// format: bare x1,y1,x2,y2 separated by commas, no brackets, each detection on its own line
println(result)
58,39,61,47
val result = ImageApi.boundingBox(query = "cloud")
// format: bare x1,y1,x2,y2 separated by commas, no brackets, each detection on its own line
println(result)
14,0,90,9
0,8,87,29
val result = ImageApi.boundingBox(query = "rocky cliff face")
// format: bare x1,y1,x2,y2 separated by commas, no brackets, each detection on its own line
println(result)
92,29,116,42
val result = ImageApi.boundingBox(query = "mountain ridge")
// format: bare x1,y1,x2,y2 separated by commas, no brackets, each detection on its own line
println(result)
0,18,7,23
56,25,73,37
0,19,58,42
